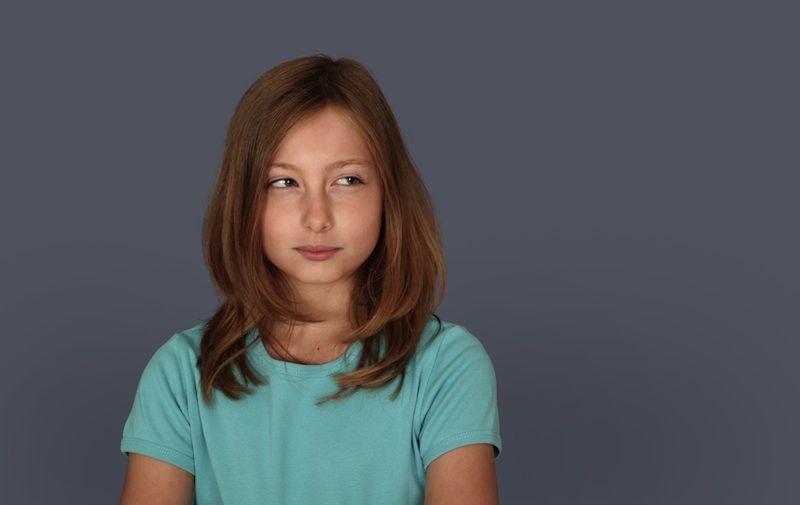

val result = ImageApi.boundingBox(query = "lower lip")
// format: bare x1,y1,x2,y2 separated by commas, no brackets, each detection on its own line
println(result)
296,248,340,261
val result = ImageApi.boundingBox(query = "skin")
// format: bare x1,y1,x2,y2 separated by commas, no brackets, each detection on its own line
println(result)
424,444,499,505
260,103,383,361
119,454,193,505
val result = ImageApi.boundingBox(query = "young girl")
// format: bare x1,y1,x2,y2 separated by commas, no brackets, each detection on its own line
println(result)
119,53,502,505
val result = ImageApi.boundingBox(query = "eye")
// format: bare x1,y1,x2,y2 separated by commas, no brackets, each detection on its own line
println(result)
266,176,364,189
267,178,296,189
337,176,364,186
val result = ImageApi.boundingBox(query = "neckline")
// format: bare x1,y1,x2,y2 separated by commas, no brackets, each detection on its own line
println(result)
247,327,365,378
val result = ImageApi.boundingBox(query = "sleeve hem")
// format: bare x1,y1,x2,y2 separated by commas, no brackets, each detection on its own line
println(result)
120,437,195,476
422,429,502,471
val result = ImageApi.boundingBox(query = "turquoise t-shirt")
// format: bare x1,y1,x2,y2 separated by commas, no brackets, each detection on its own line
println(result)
120,316,502,504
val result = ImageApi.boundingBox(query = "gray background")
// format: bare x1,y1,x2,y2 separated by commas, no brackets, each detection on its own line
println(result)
1,2,798,504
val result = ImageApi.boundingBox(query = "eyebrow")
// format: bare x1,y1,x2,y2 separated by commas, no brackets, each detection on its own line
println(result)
268,159,374,171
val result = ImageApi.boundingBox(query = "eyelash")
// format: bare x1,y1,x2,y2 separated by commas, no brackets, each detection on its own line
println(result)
267,176,364,189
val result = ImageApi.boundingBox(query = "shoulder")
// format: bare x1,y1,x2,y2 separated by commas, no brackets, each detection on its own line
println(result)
414,316,494,374
412,317,502,469
139,322,206,381
171,322,205,357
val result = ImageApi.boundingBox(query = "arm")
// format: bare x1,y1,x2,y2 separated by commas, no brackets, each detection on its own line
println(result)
424,443,499,505
119,453,194,505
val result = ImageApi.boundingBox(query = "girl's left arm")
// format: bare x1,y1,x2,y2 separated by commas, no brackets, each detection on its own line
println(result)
424,443,499,505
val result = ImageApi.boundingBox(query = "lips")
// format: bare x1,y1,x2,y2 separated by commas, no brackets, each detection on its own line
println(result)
296,245,340,253
296,247,340,261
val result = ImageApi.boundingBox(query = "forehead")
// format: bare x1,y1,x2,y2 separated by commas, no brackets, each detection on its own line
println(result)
268,158,374,173
271,105,373,164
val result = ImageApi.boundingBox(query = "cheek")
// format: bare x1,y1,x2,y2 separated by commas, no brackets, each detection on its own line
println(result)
260,207,289,249
350,205,383,246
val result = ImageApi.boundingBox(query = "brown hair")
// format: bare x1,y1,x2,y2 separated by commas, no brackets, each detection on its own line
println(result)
197,53,447,406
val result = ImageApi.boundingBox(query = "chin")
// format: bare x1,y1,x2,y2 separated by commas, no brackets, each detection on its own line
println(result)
290,267,345,282
296,272,340,282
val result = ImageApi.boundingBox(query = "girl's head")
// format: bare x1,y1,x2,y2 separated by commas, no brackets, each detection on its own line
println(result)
261,103,383,310
200,53,446,404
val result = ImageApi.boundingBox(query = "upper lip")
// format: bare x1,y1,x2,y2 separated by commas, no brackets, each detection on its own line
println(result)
296,245,340,252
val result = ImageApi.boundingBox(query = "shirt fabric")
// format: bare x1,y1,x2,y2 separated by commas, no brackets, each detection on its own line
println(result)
120,316,502,504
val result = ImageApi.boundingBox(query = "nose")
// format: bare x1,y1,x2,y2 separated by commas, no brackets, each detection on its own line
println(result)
302,188,333,231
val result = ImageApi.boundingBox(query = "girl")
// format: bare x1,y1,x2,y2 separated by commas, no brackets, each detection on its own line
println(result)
119,53,502,505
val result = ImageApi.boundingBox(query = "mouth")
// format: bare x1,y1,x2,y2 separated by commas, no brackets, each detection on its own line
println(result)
295,247,340,261
295,246,340,253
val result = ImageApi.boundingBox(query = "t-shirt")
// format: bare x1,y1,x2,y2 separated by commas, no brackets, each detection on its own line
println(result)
120,315,502,504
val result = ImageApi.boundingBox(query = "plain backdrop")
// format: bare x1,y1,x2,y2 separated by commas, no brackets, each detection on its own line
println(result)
1,2,798,504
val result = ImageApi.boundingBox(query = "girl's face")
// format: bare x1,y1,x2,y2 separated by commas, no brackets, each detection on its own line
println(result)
261,104,383,295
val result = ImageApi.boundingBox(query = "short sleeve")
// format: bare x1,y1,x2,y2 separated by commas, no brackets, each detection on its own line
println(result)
120,334,196,475
417,325,502,471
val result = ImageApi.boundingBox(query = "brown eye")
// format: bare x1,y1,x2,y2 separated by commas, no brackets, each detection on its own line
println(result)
337,176,364,186
268,178,296,189
267,176,363,189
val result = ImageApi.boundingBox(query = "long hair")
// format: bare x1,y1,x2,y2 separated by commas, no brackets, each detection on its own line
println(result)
198,53,447,406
